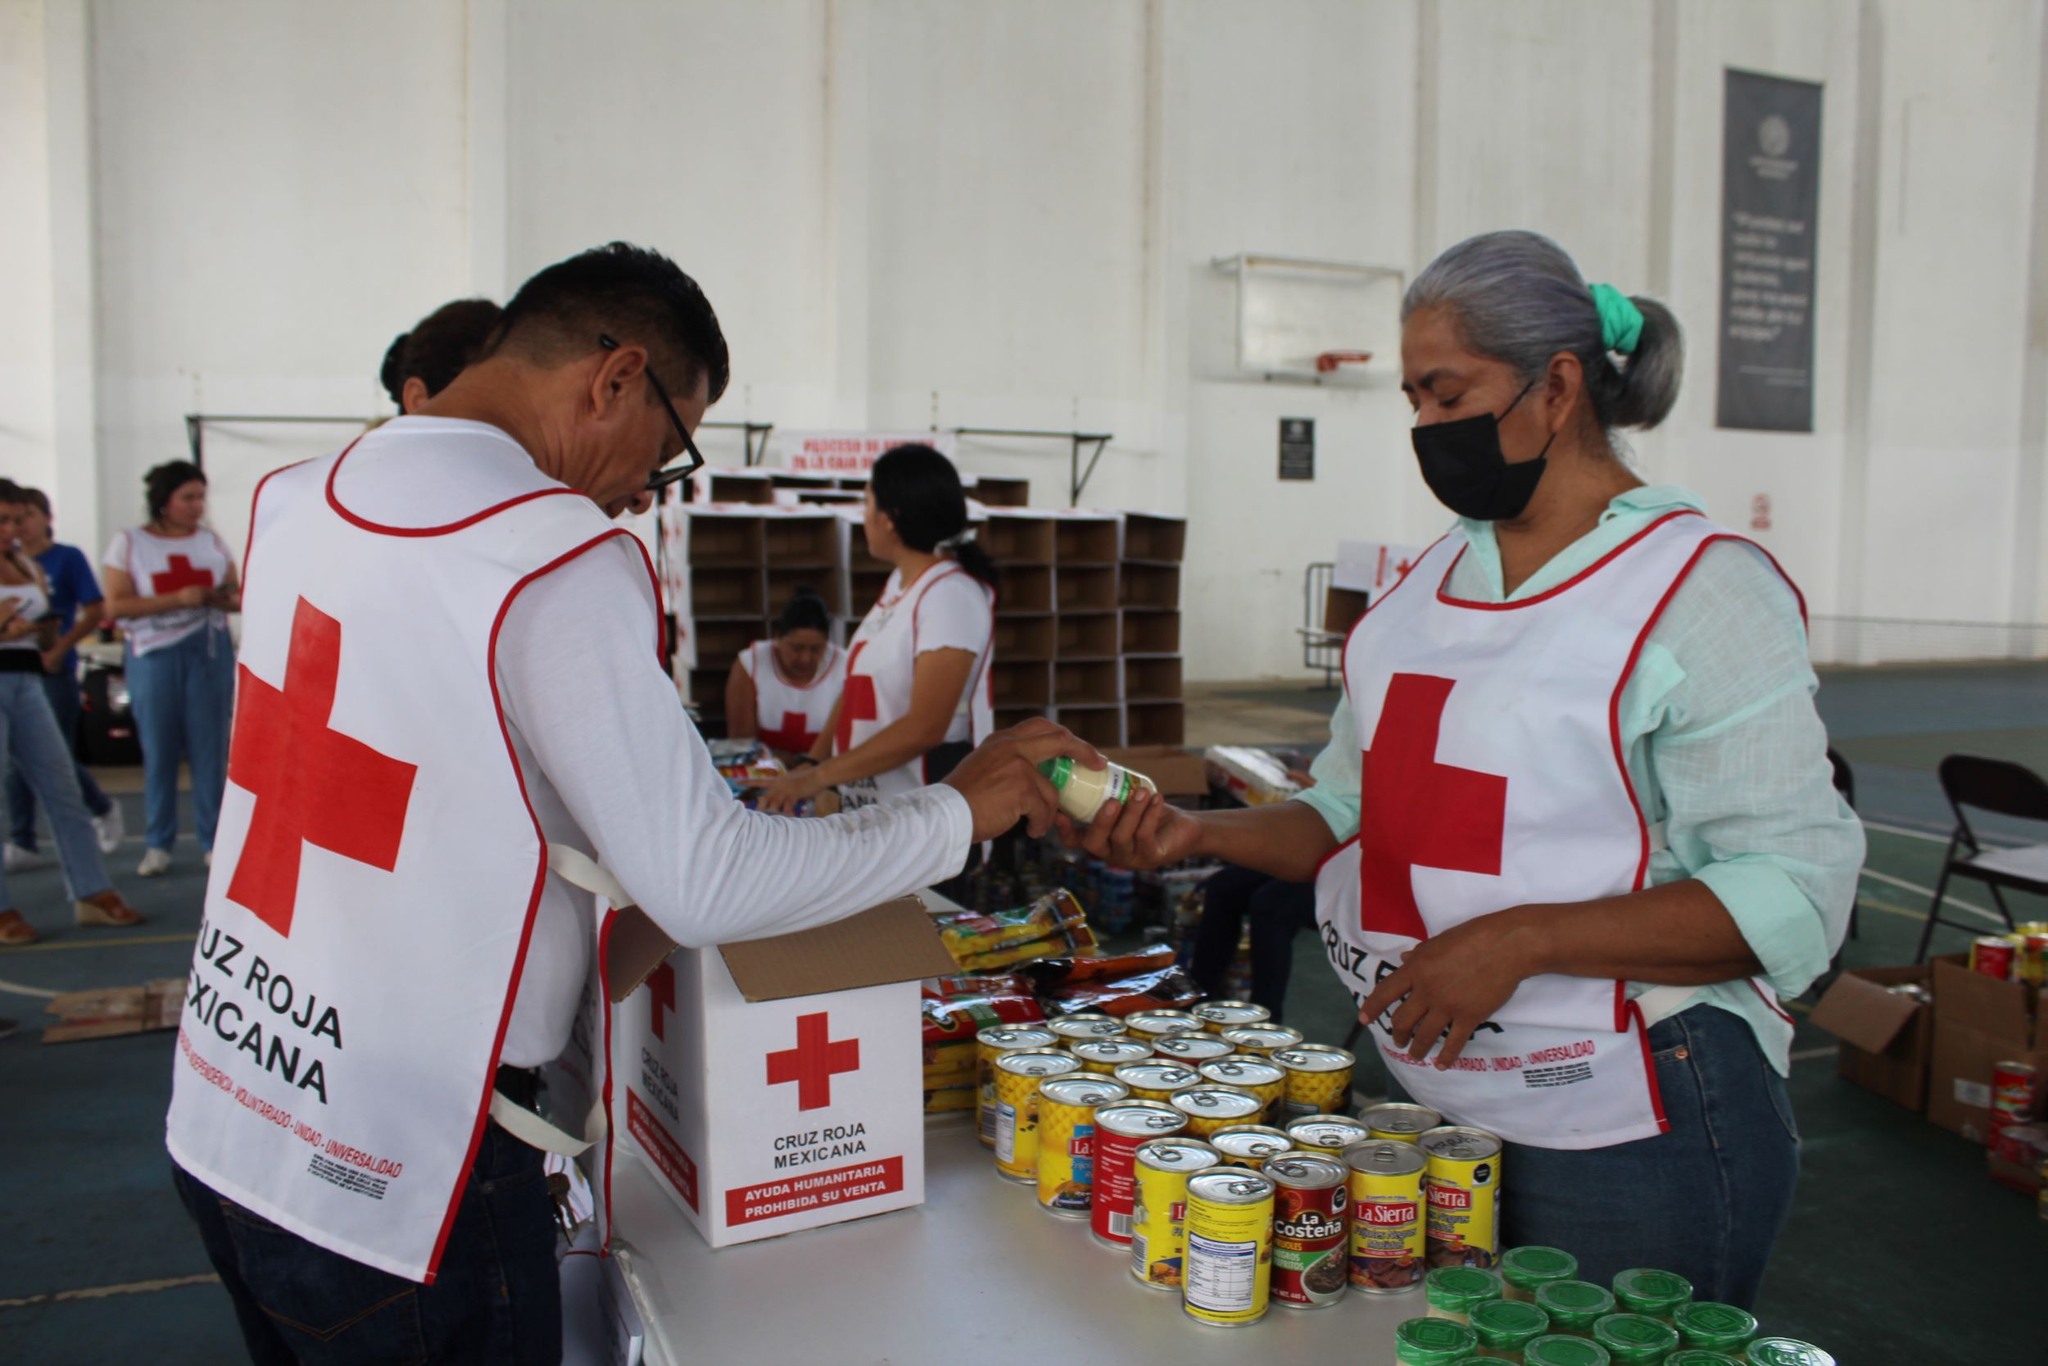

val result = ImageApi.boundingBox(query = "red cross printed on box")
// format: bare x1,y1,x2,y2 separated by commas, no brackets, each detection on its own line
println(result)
647,962,676,1042
152,554,216,596
835,643,876,752
225,597,419,938
765,1011,861,1112
1357,673,1507,940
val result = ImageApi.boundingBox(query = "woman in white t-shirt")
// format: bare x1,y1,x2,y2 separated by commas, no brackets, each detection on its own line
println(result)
758,444,995,814
0,489,143,945
725,588,845,758
102,461,241,877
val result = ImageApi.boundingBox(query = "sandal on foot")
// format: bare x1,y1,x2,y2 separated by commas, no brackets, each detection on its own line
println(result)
0,910,39,946
76,894,145,928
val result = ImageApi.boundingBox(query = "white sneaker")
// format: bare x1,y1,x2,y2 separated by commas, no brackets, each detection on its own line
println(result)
2,844,43,872
137,847,172,877
93,805,125,855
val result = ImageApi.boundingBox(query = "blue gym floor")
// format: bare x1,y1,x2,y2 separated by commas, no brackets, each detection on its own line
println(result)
1,664,2043,1361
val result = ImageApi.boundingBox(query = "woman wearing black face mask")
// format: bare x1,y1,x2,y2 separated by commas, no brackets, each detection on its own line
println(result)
1068,230,1863,1308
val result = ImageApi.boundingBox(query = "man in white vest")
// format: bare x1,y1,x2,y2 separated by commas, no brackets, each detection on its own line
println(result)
165,242,1088,1365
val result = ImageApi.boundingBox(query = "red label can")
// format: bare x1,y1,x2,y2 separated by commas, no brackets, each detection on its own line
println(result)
1972,936,2017,981
1089,1101,1187,1248
1991,1061,2038,1142
1266,1154,1351,1308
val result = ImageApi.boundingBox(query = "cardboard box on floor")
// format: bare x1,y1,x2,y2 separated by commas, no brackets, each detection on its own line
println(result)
1103,744,1207,800
1927,954,2046,1142
610,895,956,1249
1809,962,1935,1110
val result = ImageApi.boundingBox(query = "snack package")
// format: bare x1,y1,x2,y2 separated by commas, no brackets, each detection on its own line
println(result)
953,922,1099,973
922,1084,977,1114
920,990,1044,1046
930,890,1088,961
1204,745,1302,806
922,1040,978,1087
1014,944,1178,992
1044,964,1204,1017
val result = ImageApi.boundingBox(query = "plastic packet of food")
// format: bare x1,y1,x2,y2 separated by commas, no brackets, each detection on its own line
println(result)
1014,944,1177,991
1045,964,1204,1017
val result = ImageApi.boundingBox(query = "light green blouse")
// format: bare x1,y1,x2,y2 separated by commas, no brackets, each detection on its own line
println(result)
1295,485,1866,1074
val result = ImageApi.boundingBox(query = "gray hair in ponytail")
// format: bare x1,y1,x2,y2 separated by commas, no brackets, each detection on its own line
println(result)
1402,230,1683,432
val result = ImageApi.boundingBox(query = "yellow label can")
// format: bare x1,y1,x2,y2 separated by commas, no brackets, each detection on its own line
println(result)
991,1049,1082,1182
1419,1126,1503,1269
1171,1086,1266,1139
1070,1038,1154,1076
1034,1074,1131,1217
1192,1000,1271,1034
1113,1060,1202,1103
1285,1113,1374,1159
1346,1139,1428,1292
1151,1033,1236,1067
1046,1014,1128,1048
1219,1024,1304,1058
1181,1168,1277,1327
1198,1058,1288,1126
1125,1010,1206,1045
1360,1101,1442,1144
975,1025,1056,1149
1208,1124,1294,1171
1271,1044,1356,1121
1131,1137,1222,1291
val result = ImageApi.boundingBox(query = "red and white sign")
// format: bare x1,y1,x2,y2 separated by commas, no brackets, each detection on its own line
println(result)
611,947,926,1248
769,430,959,478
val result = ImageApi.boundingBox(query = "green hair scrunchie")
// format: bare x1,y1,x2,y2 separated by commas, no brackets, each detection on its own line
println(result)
1590,282,1643,355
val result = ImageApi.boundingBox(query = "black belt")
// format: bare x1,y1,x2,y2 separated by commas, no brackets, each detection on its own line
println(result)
495,1064,542,1112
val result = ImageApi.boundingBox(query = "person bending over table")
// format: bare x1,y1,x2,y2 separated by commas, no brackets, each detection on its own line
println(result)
726,587,844,759
1068,229,1863,1310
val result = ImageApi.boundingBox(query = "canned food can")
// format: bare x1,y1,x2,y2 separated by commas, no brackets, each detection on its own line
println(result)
1034,1075,1132,1217
1113,1060,1202,1103
1130,1137,1222,1290
975,1025,1057,1148
1171,1086,1267,1138
1071,1038,1155,1075
1192,1000,1272,1034
1208,1124,1294,1170
1126,1010,1206,1043
1181,1168,1277,1327
1152,1033,1237,1066
1267,1154,1350,1309
1198,1058,1288,1125
2024,933,2048,987
1090,1102,1186,1249
1347,1138,1428,1292
1286,1113,1374,1158
1972,936,2018,981
1419,1126,1503,1268
1271,1044,1356,1120
1361,1101,1442,1142
1047,1014,1129,1047
991,1049,1082,1182
1219,1023,1305,1057
1990,1061,2038,1139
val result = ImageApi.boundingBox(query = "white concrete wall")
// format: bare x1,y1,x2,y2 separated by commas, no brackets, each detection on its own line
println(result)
6,0,2045,675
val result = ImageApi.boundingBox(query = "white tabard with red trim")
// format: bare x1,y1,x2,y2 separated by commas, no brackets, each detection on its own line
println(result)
164,442,652,1281
1315,510,1792,1150
739,639,845,753
834,564,993,810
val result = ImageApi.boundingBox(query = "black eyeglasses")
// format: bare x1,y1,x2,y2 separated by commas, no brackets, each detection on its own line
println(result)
598,334,705,493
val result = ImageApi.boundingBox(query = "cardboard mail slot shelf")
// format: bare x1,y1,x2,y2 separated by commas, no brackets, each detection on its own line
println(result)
971,476,1031,508
991,660,1052,709
1055,613,1120,661
993,615,1056,662
767,566,840,616
1124,702,1186,748
613,897,958,1249
1054,517,1120,566
1056,567,1118,612
1057,703,1125,748
1121,563,1181,611
1000,567,1054,615
1125,656,1182,702
690,568,766,620
764,515,838,565
980,512,1055,565
686,515,765,567
1123,610,1180,656
1119,513,1187,564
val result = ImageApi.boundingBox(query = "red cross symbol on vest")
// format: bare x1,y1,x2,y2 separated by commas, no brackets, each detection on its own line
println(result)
1357,673,1507,941
759,712,813,753
152,554,216,596
647,962,676,1042
835,643,877,752
225,597,420,938
765,1011,860,1111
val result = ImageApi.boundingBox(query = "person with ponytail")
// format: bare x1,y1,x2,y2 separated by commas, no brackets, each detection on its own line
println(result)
379,298,503,414
758,444,997,814
1069,230,1862,1308
726,587,846,757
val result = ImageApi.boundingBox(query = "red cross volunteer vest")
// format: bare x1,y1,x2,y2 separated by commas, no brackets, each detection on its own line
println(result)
835,564,994,810
1315,510,1797,1150
113,525,234,654
164,437,658,1282
740,639,845,753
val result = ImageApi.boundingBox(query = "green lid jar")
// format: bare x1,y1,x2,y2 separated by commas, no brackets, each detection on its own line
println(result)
1426,1265,1506,1323
1610,1268,1694,1321
1397,1316,1483,1366
1534,1280,1617,1335
1744,1340,1837,1366
1499,1246,1581,1302
1664,1353,1743,1366
1670,1301,1758,1353
1524,1337,1614,1366
1471,1297,1552,1358
1591,1312,1682,1365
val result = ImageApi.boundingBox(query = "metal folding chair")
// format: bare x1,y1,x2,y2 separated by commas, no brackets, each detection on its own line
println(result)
1827,748,1859,939
1911,754,2048,962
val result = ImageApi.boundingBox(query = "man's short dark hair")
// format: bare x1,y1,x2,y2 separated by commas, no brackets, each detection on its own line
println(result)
494,242,729,404
9,486,51,518
380,298,504,407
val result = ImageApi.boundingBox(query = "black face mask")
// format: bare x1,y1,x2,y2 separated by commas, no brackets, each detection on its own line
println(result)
1411,380,1556,521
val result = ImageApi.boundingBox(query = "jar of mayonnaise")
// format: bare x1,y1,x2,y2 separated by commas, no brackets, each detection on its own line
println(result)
1038,757,1158,823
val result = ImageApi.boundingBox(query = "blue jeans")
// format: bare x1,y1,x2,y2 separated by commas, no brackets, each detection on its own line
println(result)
1390,1004,1799,1309
174,1124,562,1365
0,672,111,905
7,665,112,847
126,624,234,851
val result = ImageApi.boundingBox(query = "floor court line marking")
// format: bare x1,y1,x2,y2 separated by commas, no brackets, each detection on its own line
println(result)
0,1271,220,1310
0,978,60,999
1858,870,2005,926
1788,1045,1834,1062
3,932,196,953
1864,819,2023,849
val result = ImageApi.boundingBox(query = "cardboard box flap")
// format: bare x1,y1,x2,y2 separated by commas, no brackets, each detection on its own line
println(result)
717,896,957,1003
1811,971,1923,1053
1104,745,1208,798
606,905,682,1005
1933,955,2038,1043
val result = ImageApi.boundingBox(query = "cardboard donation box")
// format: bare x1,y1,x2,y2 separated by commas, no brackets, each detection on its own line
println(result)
614,897,958,1248
1810,964,1933,1111
1104,745,1209,801
1928,954,2046,1142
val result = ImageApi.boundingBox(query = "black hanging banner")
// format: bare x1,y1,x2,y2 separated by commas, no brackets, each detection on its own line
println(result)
1278,417,1315,481
1717,68,1823,433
